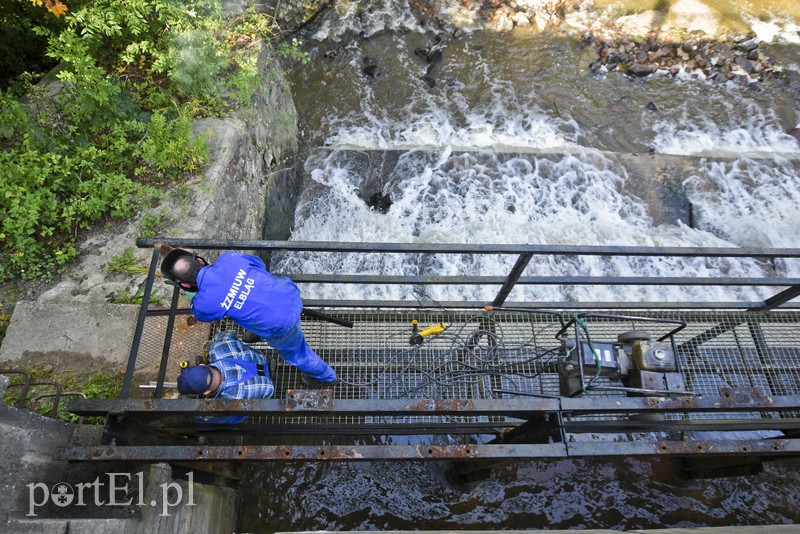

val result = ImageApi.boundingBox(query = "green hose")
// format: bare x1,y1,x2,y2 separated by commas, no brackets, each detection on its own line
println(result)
574,315,601,393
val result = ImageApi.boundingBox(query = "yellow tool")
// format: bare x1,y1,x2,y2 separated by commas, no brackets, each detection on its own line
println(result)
409,322,446,345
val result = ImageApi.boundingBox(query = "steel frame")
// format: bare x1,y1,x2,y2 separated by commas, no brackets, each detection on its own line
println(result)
57,240,800,464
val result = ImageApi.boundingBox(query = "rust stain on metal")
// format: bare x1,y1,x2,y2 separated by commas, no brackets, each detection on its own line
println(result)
647,396,697,410
406,399,476,412
716,387,770,408
656,439,788,456
285,389,333,411
415,445,477,459
202,399,249,413
90,447,121,460
656,441,714,455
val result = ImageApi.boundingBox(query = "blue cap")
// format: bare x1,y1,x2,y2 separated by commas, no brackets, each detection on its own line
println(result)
177,366,213,394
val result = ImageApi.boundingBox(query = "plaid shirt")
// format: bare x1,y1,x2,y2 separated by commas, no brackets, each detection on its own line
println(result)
207,331,274,399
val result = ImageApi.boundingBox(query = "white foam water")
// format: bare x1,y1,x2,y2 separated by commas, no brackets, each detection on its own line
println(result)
311,0,423,41
277,0,800,306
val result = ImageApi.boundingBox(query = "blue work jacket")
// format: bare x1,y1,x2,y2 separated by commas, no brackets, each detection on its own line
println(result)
191,252,303,338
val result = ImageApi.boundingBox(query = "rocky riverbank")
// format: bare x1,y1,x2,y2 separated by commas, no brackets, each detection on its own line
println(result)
400,0,793,89
583,34,780,85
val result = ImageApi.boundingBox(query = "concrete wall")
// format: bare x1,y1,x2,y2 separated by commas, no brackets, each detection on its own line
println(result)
0,402,239,533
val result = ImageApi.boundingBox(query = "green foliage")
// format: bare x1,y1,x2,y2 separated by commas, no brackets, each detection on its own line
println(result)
0,1,287,281
107,247,149,275
82,372,123,399
109,287,164,305
0,0,65,90
2,364,123,423
137,209,175,239
167,29,228,103
277,37,310,65
135,110,207,179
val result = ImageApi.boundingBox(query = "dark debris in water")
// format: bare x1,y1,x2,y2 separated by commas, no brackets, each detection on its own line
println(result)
367,192,393,213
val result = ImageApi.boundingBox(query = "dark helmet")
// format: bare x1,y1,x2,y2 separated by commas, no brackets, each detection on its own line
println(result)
160,248,194,281
160,248,207,291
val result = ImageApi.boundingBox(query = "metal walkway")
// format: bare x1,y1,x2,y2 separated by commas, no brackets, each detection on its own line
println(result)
59,240,800,466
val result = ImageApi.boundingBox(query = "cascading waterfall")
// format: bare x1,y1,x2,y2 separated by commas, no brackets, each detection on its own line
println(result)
277,0,800,306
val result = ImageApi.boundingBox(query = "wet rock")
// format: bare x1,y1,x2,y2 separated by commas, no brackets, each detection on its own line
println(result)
788,128,800,145
586,32,782,88
363,64,380,78
736,56,754,73
367,192,393,213
646,101,658,112
736,37,760,52
427,47,444,64
718,44,734,61
415,47,429,59
421,75,436,88
362,57,379,78
628,63,656,77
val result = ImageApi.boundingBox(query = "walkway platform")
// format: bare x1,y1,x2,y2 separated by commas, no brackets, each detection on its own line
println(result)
58,240,800,466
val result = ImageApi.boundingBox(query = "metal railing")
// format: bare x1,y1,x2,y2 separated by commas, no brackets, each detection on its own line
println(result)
121,238,800,398
53,238,800,466
135,238,800,309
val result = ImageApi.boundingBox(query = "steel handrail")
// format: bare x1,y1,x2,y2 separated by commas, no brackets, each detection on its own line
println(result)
121,239,800,398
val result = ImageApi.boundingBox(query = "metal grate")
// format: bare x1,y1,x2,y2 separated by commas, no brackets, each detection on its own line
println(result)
119,309,800,424
125,308,800,431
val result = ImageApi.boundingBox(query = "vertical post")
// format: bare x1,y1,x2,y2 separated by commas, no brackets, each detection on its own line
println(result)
121,247,161,399
491,252,533,307
155,285,182,399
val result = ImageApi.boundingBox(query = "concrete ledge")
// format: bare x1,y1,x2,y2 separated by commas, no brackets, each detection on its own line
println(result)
0,404,75,523
5,518,134,534
0,301,139,368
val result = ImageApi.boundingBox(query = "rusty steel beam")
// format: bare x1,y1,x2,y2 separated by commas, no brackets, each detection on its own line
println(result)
567,439,799,457
57,439,800,462
561,387,793,413
67,397,560,417
563,418,800,433
68,389,800,418
57,444,566,462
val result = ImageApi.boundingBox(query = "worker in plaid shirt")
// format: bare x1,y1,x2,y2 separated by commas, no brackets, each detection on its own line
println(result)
178,330,274,400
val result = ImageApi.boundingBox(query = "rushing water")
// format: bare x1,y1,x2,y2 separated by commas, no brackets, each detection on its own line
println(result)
240,1,800,531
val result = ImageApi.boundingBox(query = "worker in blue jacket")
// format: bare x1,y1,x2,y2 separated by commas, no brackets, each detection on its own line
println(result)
161,248,336,385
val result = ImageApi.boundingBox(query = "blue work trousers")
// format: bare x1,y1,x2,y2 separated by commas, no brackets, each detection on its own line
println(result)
268,319,336,382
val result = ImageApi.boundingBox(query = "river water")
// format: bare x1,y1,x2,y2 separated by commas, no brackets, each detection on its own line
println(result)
240,1,800,531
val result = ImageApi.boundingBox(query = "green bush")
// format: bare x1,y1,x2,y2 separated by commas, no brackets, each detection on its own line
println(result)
0,0,281,281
